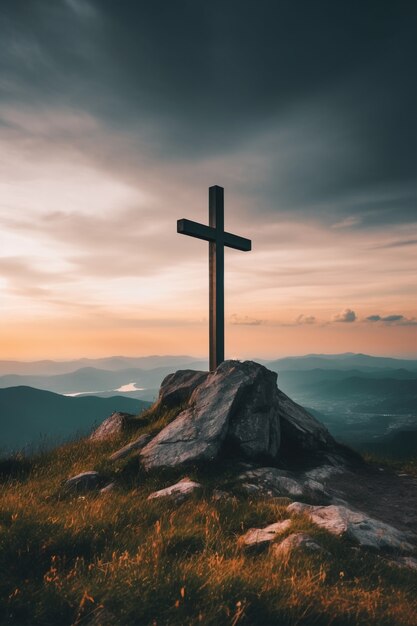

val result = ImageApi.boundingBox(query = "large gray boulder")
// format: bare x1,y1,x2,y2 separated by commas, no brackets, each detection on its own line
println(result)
139,360,338,470
140,361,281,469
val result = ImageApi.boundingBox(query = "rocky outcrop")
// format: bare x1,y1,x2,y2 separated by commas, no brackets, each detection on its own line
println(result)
239,467,304,497
303,464,344,482
90,412,138,441
238,467,331,503
140,361,281,469
227,364,280,459
277,389,334,452
108,433,153,461
147,477,202,503
89,360,339,471
154,370,209,411
288,502,416,553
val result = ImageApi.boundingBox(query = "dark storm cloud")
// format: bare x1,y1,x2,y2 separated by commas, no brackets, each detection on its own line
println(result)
0,0,416,226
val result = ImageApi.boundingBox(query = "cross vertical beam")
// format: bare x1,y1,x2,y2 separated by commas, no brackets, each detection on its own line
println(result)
209,186,224,371
177,185,251,371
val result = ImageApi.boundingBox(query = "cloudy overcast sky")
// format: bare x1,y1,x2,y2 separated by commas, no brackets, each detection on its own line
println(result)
0,0,416,360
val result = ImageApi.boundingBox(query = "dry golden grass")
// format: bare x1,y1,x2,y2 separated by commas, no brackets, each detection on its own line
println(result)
0,429,416,625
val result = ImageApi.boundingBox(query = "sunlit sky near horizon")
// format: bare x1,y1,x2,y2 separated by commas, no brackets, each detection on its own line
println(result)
0,0,416,360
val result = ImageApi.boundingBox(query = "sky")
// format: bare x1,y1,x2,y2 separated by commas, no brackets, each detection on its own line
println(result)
0,0,416,360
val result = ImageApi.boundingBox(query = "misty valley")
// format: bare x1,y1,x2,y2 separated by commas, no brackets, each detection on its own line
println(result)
0,353,416,459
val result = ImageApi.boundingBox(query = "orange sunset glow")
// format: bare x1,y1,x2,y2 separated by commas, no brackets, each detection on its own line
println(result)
0,1,416,362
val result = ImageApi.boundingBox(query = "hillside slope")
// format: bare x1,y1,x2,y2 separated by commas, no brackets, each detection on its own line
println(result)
0,386,150,452
0,415,416,626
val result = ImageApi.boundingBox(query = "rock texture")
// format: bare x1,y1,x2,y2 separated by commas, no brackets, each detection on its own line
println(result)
227,364,280,459
238,467,331,503
147,477,202,503
240,519,292,551
277,389,334,452
90,412,138,441
288,502,415,553
62,471,104,494
303,465,344,482
108,433,153,462
140,361,281,469
240,468,304,497
272,532,327,557
154,370,209,411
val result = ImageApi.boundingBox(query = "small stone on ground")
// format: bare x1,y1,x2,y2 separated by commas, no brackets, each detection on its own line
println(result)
272,532,327,556
147,477,202,503
288,502,416,553
63,471,104,493
240,519,292,551
90,412,137,441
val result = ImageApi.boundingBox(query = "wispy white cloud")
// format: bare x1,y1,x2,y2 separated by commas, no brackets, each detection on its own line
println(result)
331,216,362,229
230,314,264,326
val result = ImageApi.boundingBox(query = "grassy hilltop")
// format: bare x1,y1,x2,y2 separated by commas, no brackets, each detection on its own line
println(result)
0,406,416,626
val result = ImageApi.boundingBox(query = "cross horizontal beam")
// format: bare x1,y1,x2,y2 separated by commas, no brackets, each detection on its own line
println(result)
177,218,251,251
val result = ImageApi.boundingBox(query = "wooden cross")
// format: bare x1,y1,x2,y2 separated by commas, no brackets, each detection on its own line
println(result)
177,185,252,371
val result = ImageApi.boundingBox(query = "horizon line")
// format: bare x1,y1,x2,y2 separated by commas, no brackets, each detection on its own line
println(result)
1,351,417,364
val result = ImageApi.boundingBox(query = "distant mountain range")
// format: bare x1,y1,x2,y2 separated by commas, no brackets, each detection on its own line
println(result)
0,355,207,376
1,352,416,377
0,365,207,397
0,387,150,452
300,376,417,398
1,353,415,402
268,353,417,372
0,353,416,456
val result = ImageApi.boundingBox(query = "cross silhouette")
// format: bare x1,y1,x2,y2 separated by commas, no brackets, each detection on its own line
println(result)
177,185,252,371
